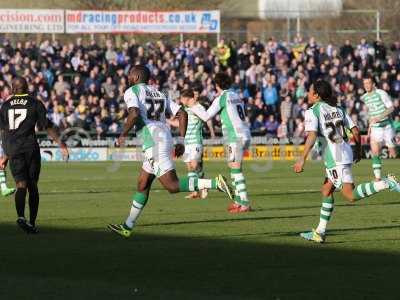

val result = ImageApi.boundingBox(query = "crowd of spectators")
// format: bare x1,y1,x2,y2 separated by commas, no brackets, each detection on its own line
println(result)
0,35,400,140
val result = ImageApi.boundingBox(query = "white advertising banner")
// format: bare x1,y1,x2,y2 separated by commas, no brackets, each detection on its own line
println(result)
41,148,108,162
0,9,64,33
66,10,220,33
108,148,143,162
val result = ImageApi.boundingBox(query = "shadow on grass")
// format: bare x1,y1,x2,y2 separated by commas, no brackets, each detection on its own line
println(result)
213,224,400,239
0,223,399,300
252,201,400,213
141,214,315,227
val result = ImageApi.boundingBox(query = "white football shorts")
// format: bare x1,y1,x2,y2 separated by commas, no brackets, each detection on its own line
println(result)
142,128,175,178
227,139,250,163
370,124,396,148
325,164,354,189
183,144,203,163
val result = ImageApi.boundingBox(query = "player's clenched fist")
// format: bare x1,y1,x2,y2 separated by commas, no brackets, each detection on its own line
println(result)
293,158,305,173
174,144,185,158
117,135,127,147
0,156,8,169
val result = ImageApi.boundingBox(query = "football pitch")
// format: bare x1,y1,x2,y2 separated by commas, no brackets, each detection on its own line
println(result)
0,160,399,299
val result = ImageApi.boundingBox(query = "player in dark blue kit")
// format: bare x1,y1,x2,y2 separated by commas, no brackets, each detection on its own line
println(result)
0,77,69,234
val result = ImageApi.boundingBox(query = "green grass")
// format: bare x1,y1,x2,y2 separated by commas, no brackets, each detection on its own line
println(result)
0,160,399,300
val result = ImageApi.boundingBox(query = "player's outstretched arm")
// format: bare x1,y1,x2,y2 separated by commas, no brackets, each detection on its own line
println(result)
36,99,69,161
47,125,69,162
206,120,216,138
351,126,362,163
176,108,188,138
174,108,188,157
294,131,317,173
189,97,221,123
343,110,362,163
189,105,211,122
118,107,140,147
0,128,8,168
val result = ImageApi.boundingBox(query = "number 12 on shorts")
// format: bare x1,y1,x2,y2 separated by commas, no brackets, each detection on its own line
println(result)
8,108,27,130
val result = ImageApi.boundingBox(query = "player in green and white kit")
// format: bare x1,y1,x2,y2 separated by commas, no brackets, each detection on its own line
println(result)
362,76,397,181
294,80,400,243
108,66,233,238
179,89,210,199
189,73,251,213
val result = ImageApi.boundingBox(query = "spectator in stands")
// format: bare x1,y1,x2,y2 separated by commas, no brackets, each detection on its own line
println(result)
252,114,266,135
54,75,70,97
71,75,84,99
305,37,319,57
293,118,305,138
248,93,266,123
50,105,67,129
101,76,116,98
292,35,306,60
340,39,354,60
265,115,279,137
105,39,117,62
277,120,288,139
280,95,292,121
214,39,230,67
92,114,106,138
357,38,370,60
280,95,293,134
391,73,400,98
245,64,257,97
374,39,387,62
238,42,251,76
262,80,278,114
292,97,305,119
